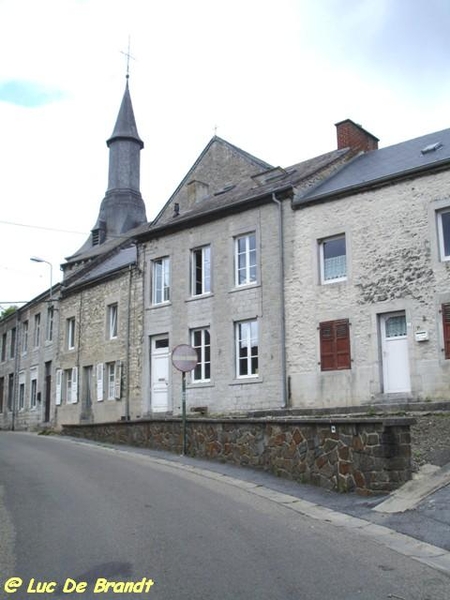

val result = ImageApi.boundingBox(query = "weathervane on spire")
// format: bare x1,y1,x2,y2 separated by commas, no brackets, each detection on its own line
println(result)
121,36,135,80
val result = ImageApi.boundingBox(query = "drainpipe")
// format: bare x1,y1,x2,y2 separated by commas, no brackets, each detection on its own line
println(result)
271,193,288,408
125,264,132,420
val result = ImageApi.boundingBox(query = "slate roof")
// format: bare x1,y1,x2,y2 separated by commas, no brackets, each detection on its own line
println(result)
295,127,450,206
63,245,137,290
137,147,351,238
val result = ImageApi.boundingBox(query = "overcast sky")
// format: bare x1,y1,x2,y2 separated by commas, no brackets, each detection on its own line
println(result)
1,0,450,308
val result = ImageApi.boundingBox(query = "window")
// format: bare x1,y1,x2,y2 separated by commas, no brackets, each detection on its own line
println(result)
1,333,6,362
34,314,41,348
18,372,25,411
46,307,54,341
152,257,170,304
107,304,118,339
442,304,450,359
67,317,76,350
0,377,4,413
7,373,14,411
96,363,104,402
30,367,38,409
22,321,28,354
319,319,351,371
65,367,78,404
320,235,346,283
235,233,257,286
191,328,211,382
191,246,211,296
10,328,16,359
106,362,121,400
235,320,259,377
438,209,450,260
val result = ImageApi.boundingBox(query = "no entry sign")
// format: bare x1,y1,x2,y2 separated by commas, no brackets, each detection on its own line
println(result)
171,344,198,372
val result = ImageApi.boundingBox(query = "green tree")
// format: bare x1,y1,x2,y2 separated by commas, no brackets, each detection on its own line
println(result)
0,306,18,320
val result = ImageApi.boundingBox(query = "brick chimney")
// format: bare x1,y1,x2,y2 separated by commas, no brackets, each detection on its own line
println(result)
335,119,379,153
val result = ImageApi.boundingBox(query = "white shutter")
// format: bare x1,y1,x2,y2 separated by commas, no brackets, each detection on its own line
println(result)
55,369,62,405
71,367,78,404
96,363,104,401
114,361,122,400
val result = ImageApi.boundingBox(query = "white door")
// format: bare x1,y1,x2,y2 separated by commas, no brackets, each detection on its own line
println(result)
380,312,411,393
151,336,170,412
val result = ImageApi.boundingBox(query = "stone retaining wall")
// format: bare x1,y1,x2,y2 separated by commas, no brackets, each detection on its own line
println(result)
61,416,414,495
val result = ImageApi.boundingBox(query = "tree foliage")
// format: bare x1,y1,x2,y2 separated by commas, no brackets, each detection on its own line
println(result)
0,306,18,320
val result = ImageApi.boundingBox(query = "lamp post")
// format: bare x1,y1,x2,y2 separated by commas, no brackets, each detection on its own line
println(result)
30,257,53,300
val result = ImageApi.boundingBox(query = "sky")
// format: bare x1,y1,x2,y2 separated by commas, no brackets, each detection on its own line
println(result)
1,0,450,309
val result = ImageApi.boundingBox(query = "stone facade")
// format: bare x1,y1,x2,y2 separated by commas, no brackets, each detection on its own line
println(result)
285,169,450,408
61,416,414,495
140,201,285,416
55,260,144,425
0,292,58,430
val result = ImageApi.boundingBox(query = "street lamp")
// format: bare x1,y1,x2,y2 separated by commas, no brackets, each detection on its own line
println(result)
30,256,53,300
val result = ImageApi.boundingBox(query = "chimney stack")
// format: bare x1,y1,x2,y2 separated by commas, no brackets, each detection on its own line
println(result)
335,119,379,153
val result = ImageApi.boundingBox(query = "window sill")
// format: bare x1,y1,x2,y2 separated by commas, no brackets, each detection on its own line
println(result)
187,381,214,389
185,293,214,303
147,302,172,310
229,376,263,386
229,283,261,294
321,278,347,286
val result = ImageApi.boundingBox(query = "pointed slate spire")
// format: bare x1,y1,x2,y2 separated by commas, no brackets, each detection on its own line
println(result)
64,81,147,265
107,81,144,150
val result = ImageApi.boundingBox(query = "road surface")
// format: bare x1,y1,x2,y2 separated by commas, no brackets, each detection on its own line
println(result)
0,432,448,599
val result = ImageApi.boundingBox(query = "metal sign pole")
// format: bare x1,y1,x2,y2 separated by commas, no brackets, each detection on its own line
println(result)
182,371,187,455
171,344,198,458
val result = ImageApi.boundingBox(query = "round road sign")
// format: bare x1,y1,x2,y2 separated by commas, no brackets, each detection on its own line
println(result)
171,344,198,372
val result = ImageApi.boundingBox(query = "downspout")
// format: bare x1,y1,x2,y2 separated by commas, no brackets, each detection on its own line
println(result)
125,264,132,420
11,309,21,430
271,193,289,408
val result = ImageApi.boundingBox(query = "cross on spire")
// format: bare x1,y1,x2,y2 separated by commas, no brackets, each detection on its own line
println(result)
120,36,135,80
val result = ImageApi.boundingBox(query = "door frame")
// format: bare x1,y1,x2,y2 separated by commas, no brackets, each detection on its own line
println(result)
379,311,411,394
150,334,170,413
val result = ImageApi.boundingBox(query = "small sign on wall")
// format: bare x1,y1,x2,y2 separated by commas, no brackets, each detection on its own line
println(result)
415,330,429,342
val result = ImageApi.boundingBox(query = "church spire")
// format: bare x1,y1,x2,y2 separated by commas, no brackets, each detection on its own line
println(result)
65,81,147,263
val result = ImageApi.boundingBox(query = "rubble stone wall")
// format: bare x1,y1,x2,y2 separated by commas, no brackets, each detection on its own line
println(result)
62,416,414,495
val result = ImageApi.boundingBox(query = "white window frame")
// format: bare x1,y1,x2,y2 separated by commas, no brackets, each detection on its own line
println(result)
191,328,211,382
107,362,116,400
64,368,78,404
22,320,28,354
18,371,25,411
191,246,211,296
152,257,170,304
67,317,76,350
108,303,118,339
34,314,41,348
46,306,54,341
235,233,257,287
319,234,347,284
235,319,259,378
30,367,38,409
437,208,450,261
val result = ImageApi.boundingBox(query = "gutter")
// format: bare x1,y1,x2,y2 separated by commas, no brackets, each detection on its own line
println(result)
271,193,288,409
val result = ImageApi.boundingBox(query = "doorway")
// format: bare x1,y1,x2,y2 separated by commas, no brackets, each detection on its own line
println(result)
380,312,411,393
150,335,170,412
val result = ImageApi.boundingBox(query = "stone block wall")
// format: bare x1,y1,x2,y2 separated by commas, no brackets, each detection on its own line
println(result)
62,416,414,495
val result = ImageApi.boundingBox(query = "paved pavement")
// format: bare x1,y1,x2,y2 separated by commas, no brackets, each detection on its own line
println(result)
59,434,450,576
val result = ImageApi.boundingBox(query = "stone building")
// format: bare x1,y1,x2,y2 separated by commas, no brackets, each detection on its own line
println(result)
134,138,354,416
286,119,450,409
0,287,59,430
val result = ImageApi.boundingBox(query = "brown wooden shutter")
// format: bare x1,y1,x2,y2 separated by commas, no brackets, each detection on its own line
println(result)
442,304,450,359
320,320,351,371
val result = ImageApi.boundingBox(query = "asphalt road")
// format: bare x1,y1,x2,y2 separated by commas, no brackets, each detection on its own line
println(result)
0,432,448,600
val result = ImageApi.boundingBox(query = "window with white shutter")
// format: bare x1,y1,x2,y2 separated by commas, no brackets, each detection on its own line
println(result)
55,369,62,405
96,363,104,401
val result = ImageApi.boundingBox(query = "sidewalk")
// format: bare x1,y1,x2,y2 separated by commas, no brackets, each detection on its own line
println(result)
61,434,450,575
